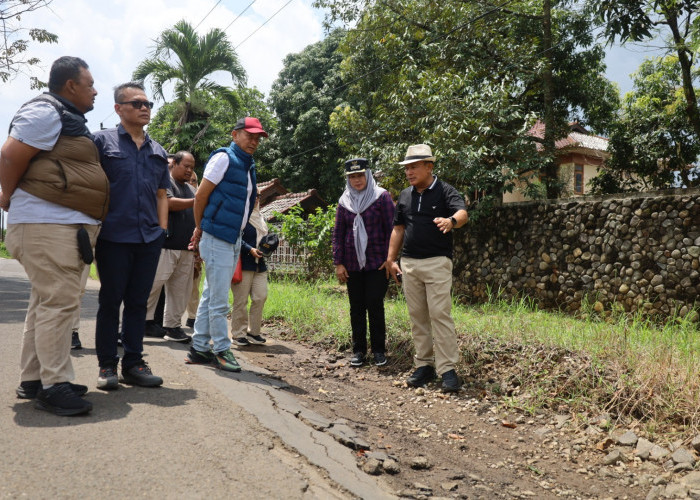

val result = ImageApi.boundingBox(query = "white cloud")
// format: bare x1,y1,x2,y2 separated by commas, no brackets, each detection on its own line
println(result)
0,0,325,134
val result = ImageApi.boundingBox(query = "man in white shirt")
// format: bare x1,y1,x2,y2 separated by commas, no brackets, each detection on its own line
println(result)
0,56,108,416
186,117,267,372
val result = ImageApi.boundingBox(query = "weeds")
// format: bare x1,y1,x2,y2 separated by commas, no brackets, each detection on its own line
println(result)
0,242,10,259
265,276,700,436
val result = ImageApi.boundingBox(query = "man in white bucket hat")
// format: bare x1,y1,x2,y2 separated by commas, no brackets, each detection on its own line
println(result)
383,144,468,392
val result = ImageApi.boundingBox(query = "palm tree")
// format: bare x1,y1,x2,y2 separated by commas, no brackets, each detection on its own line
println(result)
133,20,246,127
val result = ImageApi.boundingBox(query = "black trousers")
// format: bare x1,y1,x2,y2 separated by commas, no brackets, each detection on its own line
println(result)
346,269,388,354
95,234,164,369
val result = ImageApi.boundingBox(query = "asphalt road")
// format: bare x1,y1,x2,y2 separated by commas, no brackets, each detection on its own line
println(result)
0,258,394,499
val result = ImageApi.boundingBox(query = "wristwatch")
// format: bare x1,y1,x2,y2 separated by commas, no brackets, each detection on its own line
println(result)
449,216,457,227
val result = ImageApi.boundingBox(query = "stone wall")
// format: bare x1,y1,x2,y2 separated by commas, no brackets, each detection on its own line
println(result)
452,188,700,318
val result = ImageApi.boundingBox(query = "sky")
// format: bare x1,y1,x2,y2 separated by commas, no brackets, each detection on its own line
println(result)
0,0,661,138
0,0,326,135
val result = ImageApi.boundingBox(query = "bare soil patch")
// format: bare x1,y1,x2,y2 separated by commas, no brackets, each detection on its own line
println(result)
238,324,664,499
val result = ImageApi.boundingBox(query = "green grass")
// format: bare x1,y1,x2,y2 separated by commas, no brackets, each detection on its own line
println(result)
264,276,700,433
0,242,10,259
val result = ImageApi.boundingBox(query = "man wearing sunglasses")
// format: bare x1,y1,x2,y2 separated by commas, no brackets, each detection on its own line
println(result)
92,81,169,390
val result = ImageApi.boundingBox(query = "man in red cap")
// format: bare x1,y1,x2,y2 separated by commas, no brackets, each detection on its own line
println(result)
185,117,268,372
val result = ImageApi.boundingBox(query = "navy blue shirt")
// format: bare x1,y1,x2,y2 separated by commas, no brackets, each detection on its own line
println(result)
93,125,169,243
239,223,267,273
394,176,467,259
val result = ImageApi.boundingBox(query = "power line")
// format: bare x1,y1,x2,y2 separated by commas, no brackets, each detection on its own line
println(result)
235,0,294,49
195,0,224,30
99,110,115,128
223,0,256,32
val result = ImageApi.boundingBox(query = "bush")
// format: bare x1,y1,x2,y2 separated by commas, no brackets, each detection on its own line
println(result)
274,205,336,278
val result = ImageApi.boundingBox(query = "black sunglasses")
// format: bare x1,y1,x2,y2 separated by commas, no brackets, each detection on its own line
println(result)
118,100,154,110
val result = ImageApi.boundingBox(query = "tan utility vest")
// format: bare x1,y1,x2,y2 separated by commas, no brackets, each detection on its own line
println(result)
12,93,110,221
19,135,110,220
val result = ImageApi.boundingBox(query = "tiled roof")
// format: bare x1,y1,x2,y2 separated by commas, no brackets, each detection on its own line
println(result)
528,121,608,153
260,189,326,220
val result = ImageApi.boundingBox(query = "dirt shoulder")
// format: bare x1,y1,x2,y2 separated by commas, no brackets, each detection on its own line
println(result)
239,323,697,499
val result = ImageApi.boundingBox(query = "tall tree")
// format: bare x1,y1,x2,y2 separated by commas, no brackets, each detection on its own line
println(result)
148,88,276,169
316,0,619,209
265,29,347,202
133,20,246,128
591,56,700,193
593,0,700,140
1,0,58,88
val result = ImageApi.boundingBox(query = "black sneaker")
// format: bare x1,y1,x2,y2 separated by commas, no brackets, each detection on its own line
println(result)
350,352,365,367
246,334,266,345
121,361,163,387
185,318,195,328
185,347,215,365
406,365,436,387
34,382,92,416
164,327,191,343
373,352,387,367
144,321,166,338
441,369,461,393
71,331,82,350
232,336,250,347
97,365,119,391
16,380,88,399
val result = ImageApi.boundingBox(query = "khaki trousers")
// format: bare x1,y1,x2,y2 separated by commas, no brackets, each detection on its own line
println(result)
71,264,91,332
146,249,195,328
187,265,201,320
230,270,268,337
6,223,99,385
401,256,459,375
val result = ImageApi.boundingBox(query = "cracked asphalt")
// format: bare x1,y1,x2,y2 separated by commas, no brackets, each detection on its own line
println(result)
0,258,395,499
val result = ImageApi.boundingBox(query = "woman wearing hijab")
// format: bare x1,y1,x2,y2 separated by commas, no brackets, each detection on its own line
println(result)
332,158,395,367
230,199,269,346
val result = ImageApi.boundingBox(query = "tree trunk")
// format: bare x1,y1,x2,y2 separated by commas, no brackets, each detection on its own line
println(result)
665,10,700,141
542,0,559,199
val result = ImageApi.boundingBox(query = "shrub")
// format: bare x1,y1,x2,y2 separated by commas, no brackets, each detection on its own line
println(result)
275,205,336,278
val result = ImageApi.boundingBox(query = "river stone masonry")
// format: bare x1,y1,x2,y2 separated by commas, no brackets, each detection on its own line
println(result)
452,188,700,319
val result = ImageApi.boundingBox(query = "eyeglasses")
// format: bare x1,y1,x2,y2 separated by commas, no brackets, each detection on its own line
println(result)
118,100,154,110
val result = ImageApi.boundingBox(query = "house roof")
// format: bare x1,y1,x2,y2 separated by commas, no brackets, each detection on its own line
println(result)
260,188,327,221
257,178,289,206
529,121,609,153
258,178,288,195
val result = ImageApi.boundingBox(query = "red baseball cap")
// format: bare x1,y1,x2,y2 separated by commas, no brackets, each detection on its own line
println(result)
233,117,268,138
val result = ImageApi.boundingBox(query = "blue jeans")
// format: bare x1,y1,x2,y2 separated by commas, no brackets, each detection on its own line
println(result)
193,231,240,353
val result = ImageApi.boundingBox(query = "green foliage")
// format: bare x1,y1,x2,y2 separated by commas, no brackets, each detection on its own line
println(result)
591,56,700,193
0,241,10,259
316,0,619,211
0,1,58,87
148,89,275,169
274,205,336,278
592,0,700,141
133,20,246,128
265,29,348,202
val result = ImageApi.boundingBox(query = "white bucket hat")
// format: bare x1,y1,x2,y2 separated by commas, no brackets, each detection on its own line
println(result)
398,144,436,165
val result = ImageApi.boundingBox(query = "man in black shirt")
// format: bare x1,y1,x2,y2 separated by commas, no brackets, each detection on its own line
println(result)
145,151,197,342
384,144,468,392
